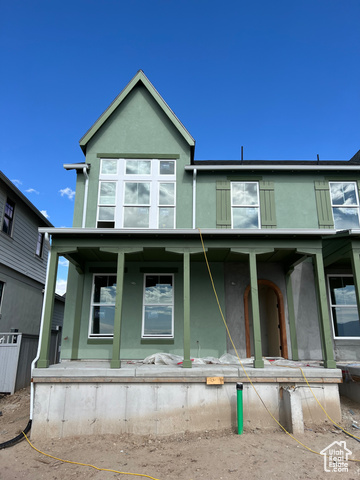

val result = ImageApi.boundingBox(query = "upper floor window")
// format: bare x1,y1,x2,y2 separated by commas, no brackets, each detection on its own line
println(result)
329,182,360,230
328,275,360,338
2,198,15,236
97,158,176,229
89,274,117,337
231,182,260,229
35,232,44,257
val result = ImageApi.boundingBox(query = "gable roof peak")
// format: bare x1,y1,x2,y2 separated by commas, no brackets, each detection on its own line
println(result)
79,71,195,157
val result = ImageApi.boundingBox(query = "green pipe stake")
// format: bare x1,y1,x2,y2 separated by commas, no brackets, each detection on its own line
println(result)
237,382,243,435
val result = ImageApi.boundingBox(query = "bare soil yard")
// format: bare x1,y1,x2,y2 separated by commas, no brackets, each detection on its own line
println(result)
1,387,360,480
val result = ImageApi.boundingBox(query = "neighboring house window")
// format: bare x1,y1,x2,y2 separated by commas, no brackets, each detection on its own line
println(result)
231,182,260,229
89,275,117,336
36,232,44,257
142,274,174,337
2,198,15,236
97,158,176,229
328,275,360,338
0,281,4,311
329,182,360,230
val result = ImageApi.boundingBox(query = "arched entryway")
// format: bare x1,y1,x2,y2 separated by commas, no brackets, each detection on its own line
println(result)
244,279,288,359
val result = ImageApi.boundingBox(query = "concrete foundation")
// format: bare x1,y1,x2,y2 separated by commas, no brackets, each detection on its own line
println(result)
31,361,342,439
337,363,360,403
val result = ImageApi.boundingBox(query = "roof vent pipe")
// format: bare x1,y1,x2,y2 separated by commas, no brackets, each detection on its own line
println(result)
241,146,244,164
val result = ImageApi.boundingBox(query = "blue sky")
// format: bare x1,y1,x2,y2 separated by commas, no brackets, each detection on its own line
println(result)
1,0,359,294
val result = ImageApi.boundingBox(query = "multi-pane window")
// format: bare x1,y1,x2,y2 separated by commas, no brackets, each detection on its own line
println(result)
97,158,176,229
142,274,174,337
231,182,260,229
35,232,44,257
329,182,360,230
98,182,116,228
89,275,117,336
2,198,15,236
328,275,360,338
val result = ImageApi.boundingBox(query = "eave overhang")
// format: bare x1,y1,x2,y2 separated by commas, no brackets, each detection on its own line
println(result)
38,227,337,240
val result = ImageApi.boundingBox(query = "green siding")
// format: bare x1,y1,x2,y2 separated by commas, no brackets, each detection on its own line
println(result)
62,261,227,361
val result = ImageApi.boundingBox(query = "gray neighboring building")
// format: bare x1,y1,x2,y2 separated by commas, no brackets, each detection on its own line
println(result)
0,171,64,393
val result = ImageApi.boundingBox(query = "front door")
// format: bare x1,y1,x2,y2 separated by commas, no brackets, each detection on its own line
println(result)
244,279,288,359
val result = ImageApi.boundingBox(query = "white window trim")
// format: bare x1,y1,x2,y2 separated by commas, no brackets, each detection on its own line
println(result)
98,158,176,229
88,273,116,338
327,274,360,340
96,181,117,227
230,181,260,229
329,181,360,230
141,273,174,338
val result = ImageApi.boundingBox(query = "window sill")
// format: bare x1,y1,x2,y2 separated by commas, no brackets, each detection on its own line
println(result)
141,338,174,345
87,337,113,345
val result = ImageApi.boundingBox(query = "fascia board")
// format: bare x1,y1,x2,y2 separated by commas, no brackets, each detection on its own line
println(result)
185,164,360,172
79,71,195,154
38,227,337,236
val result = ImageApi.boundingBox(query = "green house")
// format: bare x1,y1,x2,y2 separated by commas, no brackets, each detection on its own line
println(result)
32,71,360,437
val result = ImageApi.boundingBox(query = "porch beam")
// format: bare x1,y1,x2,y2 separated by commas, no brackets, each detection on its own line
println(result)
111,251,125,368
166,247,204,255
37,248,59,368
285,268,299,361
313,252,336,369
100,247,143,255
249,251,264,368
231,247,274,255
182,251,192,368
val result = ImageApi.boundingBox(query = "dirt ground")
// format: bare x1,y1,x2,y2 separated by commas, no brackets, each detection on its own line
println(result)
1,388,360,480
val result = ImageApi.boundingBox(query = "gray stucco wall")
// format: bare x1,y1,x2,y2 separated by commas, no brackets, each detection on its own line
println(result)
291,261,323,360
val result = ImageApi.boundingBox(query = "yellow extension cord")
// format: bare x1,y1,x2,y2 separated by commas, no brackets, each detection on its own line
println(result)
21,432,160,480
198,228,360,463
21,229,360,477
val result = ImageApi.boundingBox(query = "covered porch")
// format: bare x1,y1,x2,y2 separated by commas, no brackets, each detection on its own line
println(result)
36,228,342,370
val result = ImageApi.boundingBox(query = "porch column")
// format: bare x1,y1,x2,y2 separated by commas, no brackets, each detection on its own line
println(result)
38,248,59,368
249,251,264,368
111,251,125,368
71,268,84,360
313,252,336,369
350,248,360,318
285,269,299,361
183,251,192,368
